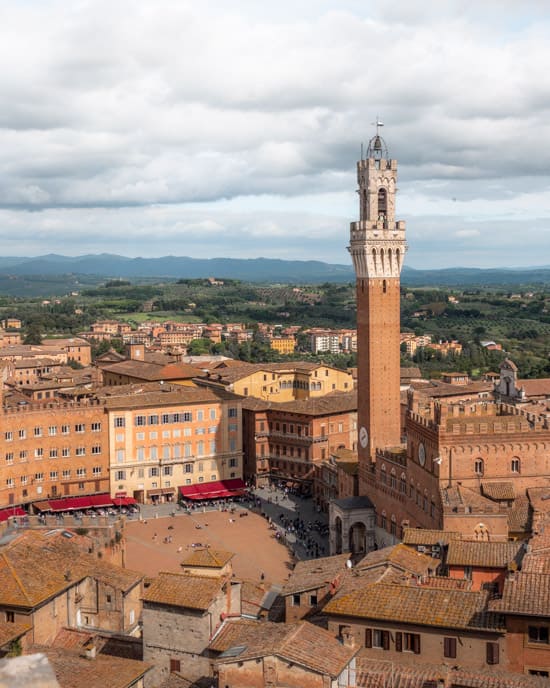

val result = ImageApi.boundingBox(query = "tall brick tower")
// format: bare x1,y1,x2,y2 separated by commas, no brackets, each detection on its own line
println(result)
348,126,407,491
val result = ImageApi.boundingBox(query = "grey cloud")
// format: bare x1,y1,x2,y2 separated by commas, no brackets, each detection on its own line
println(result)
0,0,549,267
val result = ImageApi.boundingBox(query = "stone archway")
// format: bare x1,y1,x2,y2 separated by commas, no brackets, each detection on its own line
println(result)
329,496,375,556
349,521,367,554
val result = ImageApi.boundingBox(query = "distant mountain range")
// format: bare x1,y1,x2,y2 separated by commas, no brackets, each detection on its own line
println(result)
0,253,549,287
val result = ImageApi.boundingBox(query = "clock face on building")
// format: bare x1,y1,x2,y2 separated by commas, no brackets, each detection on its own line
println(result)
418,442,426,467
359,426,369,449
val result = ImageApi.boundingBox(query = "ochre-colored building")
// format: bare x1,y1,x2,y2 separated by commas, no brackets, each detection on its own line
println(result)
100,383,243,504
201,361,354,402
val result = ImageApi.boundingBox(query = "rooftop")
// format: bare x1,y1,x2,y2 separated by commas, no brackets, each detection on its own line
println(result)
0,531,142,609
30,645,150,688
282,553,349,595
324,583,504,632
356,544,440,577
211,619,357,678
180,547,234,569
446,540,524,569
481,482,515,501
142,571,224,611
402,527,462,546
355,655,550,688
491,572,550,617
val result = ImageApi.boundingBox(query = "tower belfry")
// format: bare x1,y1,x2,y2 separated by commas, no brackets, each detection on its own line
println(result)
348,127,407,489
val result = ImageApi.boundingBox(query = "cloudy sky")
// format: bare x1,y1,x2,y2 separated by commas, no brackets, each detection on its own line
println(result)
1,0,550,269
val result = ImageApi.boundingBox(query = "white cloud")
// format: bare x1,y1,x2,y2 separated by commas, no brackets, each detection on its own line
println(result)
0,1,549,267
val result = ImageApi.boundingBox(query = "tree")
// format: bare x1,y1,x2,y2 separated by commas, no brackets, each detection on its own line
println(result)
23,324,42,344
187,338,212,356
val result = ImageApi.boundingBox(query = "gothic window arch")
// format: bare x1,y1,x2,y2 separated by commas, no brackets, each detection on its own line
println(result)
390,468,397,490
474,458,484,475
377,187,387,221
474,523,490,541
511,457,520,473
380,463,387,485
400,473,407,494
390,514,397,536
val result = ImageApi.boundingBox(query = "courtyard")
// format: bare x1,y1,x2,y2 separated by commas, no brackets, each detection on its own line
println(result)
124,487,329,585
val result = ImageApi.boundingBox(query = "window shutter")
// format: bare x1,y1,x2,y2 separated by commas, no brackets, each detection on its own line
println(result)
413,634,421,655
395,632,402,652
365,628,372,648
486,642,499,665
444,637,457,659
382,631,390,651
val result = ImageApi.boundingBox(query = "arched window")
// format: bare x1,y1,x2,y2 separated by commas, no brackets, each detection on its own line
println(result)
511,457,520,473
400,473,407,494
390,514,397,536
380,510,387,530
390,469,397,490
383,279,387,294
377,187,387,221
380,464,387,485
474,458,484,475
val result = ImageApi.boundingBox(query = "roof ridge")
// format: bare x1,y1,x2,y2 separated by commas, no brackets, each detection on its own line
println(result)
277,622,303,651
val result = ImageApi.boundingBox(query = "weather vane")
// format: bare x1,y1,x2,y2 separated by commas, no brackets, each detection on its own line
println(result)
371,116,384,136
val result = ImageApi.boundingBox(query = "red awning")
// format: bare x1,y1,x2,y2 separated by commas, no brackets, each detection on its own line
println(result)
88,494,114,507
179,485,203,499
48,496,93,512
179,479,248,501
222,478,246,490
112,497,137,506
222,478,248,495
0,507,26,522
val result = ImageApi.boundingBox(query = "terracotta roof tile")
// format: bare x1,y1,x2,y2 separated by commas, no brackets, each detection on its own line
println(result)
282,553,349,595
0,621,31,647
491,572,550,616
402,528,462,546
98,381,240,409
274,391,357,416
507,496,531,533
30,645,151,688
416,575,472,590
211,619,357,678
356,544,440,577
446,540,523,569
519,378,550,397
142,571,223,610
180,547,233,569
0,531,142,609
355,654,550,688
324,583,504,631
481,482,515,501
240,580,276,617
441,484,500,512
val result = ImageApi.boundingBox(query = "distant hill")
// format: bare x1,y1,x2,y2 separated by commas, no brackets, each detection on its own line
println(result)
0,254,549,288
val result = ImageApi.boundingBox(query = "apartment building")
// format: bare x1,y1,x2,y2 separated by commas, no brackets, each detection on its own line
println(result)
242,391,357,490
202,361,353,402
0,394,109,510
41,337,92,366
99,383,243,504
269,336,296,355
